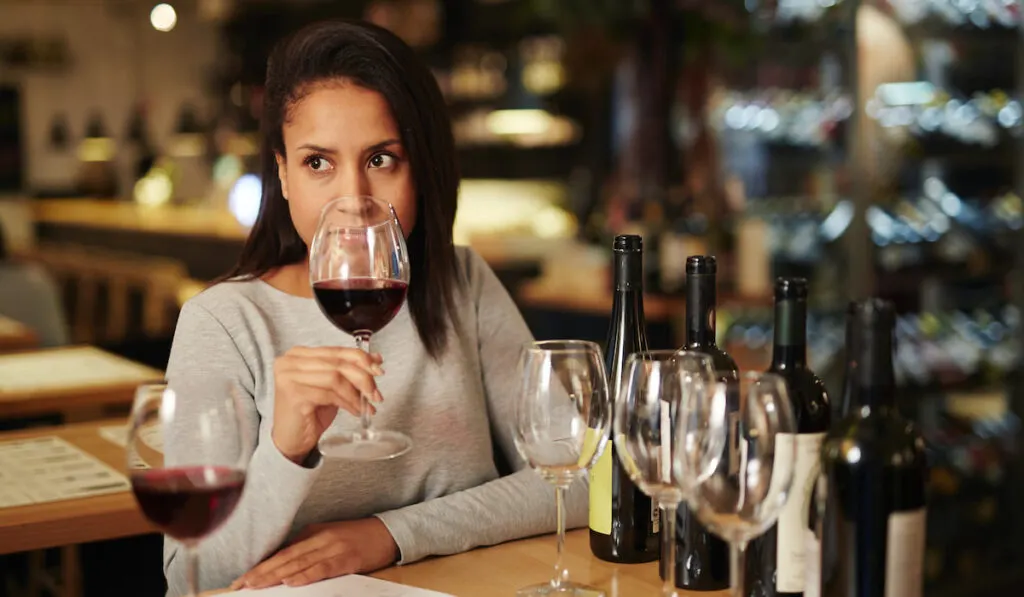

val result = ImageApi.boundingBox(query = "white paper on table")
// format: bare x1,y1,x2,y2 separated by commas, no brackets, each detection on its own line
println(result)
230,575,454,597
99,424,163,451
99,425,129,448
0,436,129,508
99,424,164,470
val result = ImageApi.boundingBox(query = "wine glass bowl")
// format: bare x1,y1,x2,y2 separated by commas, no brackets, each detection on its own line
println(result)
127,383,249,596
613,350,724,597
309,195,412,460
514,340,611,597
686,372,797,597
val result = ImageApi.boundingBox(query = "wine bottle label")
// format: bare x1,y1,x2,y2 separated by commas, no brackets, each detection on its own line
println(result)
804,527,821,597
884,508,926,597
776,432,825,593
589,443,612,535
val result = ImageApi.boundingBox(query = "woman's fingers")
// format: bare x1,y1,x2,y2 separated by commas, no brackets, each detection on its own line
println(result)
286,346,384,374
285,370,370,417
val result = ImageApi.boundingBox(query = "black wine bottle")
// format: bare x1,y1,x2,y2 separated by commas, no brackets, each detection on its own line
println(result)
745,278,831,597
660,255,732,590
812,301,859,597
821,299,928,597
589,234,661,563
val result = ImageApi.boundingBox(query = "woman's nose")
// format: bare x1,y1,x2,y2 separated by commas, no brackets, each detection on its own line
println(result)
334,162,371,198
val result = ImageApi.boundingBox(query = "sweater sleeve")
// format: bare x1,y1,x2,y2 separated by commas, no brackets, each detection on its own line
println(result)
374,249,588,565
162,300,324,596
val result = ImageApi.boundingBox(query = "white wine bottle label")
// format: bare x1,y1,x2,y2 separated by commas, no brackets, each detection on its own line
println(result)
776,432,825,593
589,440,612,535
804,526,821,597
885,508,926,597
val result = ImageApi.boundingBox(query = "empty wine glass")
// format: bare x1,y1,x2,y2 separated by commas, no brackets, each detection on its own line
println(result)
686,372,796,597
513,340,611,597
309,195,412,461
614,350,727,597
127,383,250,597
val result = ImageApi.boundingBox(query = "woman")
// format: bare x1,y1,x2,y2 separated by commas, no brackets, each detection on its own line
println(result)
163,19,588,595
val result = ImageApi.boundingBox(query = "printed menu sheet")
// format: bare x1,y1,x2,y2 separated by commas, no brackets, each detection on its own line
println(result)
98,424,163,470
0,346,159,394
231,575,454,597
0,436,129,508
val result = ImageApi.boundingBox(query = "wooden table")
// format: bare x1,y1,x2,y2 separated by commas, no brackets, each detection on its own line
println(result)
0,345,163,419
0,418,153,554
0,315,39,354
205,530,728,596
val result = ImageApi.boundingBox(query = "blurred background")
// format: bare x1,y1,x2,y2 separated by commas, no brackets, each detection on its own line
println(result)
0,1,1021,596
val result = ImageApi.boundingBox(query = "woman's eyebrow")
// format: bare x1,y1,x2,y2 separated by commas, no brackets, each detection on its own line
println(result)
297,143,336,154
363,138,401,153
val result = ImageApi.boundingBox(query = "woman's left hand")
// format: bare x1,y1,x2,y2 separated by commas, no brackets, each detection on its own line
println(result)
230,518,399,590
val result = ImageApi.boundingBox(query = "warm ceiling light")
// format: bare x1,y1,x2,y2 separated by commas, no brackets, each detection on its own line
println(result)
151,3,177,32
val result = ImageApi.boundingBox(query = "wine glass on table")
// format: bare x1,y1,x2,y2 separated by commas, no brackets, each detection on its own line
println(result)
513,340,611,597
309,195,412,461
127,383,249,597
686,372,797,597
614,350,726,597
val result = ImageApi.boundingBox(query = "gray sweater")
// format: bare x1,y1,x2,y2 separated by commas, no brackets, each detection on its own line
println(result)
162,247,588,595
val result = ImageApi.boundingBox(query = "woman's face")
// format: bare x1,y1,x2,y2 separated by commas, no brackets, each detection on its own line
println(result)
276,80,417,249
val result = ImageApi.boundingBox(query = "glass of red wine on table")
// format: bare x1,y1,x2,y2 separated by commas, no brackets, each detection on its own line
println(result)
309,195,412,461
127,383,249,597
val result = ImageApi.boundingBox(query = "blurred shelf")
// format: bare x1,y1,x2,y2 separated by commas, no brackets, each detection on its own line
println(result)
31,198,249,241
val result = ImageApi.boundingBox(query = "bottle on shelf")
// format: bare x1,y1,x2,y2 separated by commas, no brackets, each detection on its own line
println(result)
660,255,733,591
589,234,661,563
745,277,831,597
820,299,929,597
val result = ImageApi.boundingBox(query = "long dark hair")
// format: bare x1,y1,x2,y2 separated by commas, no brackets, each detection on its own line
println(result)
224,20,461,358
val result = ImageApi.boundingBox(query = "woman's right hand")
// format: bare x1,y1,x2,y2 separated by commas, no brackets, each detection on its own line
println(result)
271,346,384,464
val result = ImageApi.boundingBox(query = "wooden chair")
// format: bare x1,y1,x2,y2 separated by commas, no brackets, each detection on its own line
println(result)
25,244,187,346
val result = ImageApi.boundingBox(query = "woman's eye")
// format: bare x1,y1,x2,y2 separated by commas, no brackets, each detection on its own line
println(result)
369,153,396,169
306,155,332,172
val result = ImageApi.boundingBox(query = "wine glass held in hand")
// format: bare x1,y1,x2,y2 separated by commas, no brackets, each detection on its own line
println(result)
309,195,412,461
128,383,250,597
687,372,797,597
514,340,612,597
614,350,726,597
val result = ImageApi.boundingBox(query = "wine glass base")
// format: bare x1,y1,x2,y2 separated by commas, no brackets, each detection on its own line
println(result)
319,430,412,461
515,582,605,597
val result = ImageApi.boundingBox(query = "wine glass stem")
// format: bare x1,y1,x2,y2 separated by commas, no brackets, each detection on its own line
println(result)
731,541,747,597
185,546,199,597
661,502,678,597
355,333,373,438
551,485,569,589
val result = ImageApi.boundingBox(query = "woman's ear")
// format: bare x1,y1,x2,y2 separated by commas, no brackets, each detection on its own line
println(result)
275,152,289,200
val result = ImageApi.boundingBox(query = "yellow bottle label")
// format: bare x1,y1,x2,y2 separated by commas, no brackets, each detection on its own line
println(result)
589,436,612,535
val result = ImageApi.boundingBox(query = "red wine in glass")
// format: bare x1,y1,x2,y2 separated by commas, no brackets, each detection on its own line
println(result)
313,278,408,335
128,383,249,597
131,466,245,542
309,195,413,461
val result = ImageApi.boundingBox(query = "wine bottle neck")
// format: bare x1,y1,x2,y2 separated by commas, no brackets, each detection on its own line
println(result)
771,298,807,369
686,273,717,346
614,251,643,292
851,321,896,410
608,252,647,384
